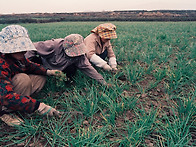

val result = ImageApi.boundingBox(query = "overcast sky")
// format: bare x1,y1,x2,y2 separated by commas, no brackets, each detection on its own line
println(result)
0,0,196,14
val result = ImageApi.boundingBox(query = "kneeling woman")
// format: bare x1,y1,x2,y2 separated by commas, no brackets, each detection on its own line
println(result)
25,34,108,85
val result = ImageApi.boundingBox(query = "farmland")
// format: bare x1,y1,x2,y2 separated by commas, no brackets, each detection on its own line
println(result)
0,21,195,146
0,10,196,24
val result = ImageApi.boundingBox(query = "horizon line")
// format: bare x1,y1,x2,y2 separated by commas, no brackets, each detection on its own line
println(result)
1,9,196,15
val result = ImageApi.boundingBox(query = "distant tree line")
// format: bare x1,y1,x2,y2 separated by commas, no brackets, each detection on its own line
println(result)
0,10,196,24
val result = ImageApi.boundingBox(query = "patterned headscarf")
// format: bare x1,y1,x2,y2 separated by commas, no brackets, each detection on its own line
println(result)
91,23,117,39
63,34,87,57
0,25,36,53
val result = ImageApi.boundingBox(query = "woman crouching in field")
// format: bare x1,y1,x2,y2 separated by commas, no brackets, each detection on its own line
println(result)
0,25,63,126
84,23,118,72
25,34,109,86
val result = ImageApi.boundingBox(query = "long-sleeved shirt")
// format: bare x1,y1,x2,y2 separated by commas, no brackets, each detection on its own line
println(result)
84,33,116,60
0,53,47,113
84,33,117,69
25,38,106,84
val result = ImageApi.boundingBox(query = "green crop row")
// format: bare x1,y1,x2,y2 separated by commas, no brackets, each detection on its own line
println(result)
0,21,195,146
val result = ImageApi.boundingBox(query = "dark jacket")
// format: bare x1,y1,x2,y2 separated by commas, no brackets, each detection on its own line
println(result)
0,53,47,113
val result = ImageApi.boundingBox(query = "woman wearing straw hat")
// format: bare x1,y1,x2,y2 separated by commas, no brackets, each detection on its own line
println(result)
84,23,118,71
0,25,63,126
25,34,108,85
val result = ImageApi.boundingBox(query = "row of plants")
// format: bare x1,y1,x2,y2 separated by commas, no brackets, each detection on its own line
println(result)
0,21,195,146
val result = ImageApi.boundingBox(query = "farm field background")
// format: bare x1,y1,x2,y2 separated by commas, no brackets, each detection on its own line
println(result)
0,21,195,146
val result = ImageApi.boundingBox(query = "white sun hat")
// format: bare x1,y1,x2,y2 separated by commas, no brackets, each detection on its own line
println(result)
0,25,36,53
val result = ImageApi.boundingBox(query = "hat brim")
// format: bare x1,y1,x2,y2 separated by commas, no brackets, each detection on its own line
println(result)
0,37,36,54
65,42,87,57
98,30,117,39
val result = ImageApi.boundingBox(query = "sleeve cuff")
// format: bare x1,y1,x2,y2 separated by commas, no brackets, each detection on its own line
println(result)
90,54,107,68
109,57,117,68
32,101,40,113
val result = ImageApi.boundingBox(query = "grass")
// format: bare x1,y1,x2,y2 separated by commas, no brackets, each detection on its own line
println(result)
0,21,195,146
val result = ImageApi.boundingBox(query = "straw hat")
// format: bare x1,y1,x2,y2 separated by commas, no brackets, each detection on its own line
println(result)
0,25,36,53
63,34,87,57
91,23,117,39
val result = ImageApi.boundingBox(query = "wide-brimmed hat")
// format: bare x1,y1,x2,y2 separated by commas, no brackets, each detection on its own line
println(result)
0,25,36,54
91,23,117,39
63,34,87,57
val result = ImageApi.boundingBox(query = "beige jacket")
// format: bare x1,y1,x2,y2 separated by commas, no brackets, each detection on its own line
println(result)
84,33,115,59
84,33,117,68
